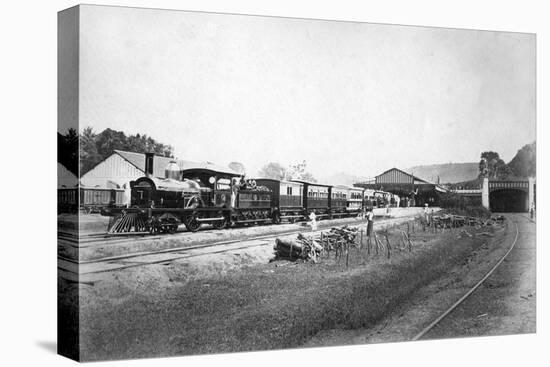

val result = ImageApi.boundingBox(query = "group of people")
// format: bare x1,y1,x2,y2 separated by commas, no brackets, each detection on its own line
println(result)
230,176,258,207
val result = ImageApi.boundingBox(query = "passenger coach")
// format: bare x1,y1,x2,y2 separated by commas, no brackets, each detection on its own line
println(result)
254,179,304,223
291,180,332,219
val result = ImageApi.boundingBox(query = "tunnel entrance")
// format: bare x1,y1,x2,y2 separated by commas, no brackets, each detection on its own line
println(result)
489,189,528,212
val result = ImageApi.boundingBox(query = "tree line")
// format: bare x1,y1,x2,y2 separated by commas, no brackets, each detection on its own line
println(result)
449,142,536,190
59,127,533,184
59,127,317,181
478,141,536,180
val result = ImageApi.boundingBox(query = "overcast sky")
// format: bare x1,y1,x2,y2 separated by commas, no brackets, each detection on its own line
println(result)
77,5,535,179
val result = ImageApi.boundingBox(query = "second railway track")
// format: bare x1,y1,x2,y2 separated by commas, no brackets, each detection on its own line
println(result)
411,216,520,341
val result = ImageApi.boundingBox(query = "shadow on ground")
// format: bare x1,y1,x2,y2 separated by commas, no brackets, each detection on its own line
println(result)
36,340,57,354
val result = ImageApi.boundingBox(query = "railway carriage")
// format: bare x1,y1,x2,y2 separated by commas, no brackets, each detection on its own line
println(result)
58,187,125,213
347,186,365,215
362,188,376,209
331,185,349,218
255,179,304,223
291,180,332,219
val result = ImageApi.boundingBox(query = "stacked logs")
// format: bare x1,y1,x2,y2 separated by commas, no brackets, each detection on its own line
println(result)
274,233,323,262
326,225,359,243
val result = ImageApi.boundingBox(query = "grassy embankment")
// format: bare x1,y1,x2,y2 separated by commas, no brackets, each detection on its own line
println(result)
78,220,504,361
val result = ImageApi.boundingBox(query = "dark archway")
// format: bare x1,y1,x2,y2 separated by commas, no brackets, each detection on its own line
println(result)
489,189,528,212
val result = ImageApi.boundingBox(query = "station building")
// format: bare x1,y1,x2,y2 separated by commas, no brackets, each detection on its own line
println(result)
354,167,448,207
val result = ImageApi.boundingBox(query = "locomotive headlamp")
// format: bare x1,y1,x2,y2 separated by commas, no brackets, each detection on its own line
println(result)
209,176,215,184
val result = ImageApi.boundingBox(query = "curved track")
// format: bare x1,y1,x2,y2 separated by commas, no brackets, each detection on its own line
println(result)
412,215,521,340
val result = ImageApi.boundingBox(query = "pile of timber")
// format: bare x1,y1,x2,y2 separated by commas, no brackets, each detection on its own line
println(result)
274,233,323,262
430,215,499,229
323,225,359,249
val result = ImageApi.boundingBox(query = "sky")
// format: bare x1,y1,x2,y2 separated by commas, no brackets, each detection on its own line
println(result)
76,5,536,179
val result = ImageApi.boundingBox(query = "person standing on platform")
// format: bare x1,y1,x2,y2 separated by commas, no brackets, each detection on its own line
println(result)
308,211,317,231
366,207,374,238
231,178,239,208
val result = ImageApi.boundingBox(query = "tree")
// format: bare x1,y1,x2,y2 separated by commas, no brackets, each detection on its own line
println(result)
228,162,246,175
287,160,316,182
478,151,511,180
78,127,174,177
299,172,317,183
79,127,100,175
508,141,536,178
58,129,79,176
258,162,287,180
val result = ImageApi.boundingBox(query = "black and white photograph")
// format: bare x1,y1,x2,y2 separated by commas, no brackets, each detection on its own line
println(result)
48,1,543,365
55,3,539,362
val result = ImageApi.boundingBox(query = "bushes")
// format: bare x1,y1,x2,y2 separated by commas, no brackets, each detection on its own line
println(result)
440,192,480,209
439,192,490,218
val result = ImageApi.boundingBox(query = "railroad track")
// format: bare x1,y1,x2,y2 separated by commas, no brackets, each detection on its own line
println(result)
57,215,417,276
57,215,406,249
411,215,520,340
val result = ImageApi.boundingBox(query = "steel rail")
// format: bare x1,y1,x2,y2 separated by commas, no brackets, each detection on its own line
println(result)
59,217,389,265
412,217,520,341
58,215,405,253
58,216,414,277
59,241,271,275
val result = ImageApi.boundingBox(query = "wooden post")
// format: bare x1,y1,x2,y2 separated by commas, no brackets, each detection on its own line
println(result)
384,233,391,258
346,243,350,267
367,234,371,256
289,242,293,260
406,232,413,252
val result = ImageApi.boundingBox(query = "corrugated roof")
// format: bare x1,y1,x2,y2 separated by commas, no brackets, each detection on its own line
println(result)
376,167,430,184
114,150,238,178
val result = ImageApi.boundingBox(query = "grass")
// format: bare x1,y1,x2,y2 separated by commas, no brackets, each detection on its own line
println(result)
76,223,498,361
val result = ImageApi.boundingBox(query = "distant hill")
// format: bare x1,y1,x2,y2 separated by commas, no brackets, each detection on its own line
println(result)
406,162,479,184
320,172,371,186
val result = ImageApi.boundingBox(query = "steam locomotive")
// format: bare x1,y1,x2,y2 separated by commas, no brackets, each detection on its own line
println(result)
101,153,383,234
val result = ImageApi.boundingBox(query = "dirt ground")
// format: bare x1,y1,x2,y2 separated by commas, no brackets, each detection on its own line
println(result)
423,213,535,339
305,213,534,346
61,215,510,361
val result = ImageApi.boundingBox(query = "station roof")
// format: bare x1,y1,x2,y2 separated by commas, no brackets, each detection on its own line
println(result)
356,167,448,193
376,167,432,184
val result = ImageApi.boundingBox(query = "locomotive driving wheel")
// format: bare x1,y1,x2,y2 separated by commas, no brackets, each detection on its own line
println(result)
212,211,228,230
185,213,201,232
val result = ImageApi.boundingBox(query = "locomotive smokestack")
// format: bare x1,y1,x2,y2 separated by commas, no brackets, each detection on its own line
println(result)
165,160,180,180
145,152,155,177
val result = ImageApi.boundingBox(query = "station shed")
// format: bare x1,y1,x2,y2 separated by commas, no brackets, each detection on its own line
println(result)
354,167,448,207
